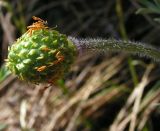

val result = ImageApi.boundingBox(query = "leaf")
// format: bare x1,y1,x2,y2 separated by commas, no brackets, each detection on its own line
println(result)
0,65,11,83
136,8,156,14
154,0,160,8
137,0,160,14
0,123,8,131
154,18,160,22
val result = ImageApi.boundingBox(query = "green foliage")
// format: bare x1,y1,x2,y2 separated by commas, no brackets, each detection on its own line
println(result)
0,123,8,130
0,65,11,83
57,79,69,95
137,0,160,22
137,0,160,14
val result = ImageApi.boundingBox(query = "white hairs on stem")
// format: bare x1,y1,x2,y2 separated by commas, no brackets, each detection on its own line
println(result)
69,37,160,62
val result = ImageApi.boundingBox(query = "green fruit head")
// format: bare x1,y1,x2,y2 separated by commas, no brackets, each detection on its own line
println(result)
7,29,77,84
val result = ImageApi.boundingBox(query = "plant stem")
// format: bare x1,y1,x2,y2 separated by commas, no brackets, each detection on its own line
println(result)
116,0,138,85
69,37,160,62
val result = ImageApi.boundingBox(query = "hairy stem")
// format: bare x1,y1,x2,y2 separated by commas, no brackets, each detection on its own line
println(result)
69,37,160,61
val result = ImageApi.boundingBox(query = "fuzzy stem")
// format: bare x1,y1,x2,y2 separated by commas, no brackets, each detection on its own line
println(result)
69,37,160,61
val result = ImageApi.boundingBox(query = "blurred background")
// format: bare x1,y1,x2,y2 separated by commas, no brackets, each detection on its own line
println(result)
0,0,160,131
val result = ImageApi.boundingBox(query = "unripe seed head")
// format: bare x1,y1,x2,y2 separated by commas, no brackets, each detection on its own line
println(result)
7,29,77,83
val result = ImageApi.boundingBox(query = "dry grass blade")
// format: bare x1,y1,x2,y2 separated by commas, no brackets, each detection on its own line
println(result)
0,74,16,97
138,87,160,130
28,84,52,129
129,64,154,131
83,85,125,117
20,100,27,129
43,55,125,131
0,8,15,44
109,64,155,131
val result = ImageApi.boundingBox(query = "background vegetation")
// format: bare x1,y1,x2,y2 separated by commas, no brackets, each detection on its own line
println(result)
0,0,160,131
